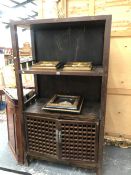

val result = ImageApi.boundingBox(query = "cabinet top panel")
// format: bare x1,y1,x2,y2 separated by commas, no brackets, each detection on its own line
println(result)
10,15,111,28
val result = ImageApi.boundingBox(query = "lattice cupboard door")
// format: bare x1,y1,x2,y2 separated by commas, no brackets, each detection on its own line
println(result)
25,115,58,159
25,115,99,163
58,120,99,163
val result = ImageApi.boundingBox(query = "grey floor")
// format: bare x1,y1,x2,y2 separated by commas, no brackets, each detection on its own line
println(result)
0,119,131,175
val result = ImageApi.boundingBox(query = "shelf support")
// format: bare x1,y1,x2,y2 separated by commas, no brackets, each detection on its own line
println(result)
10,23,25,164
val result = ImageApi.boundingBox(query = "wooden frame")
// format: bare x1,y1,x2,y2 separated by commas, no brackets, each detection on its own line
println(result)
10,15,111,175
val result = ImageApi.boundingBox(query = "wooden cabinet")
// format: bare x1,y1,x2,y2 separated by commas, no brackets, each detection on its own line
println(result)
25,113,99,168
5,88,34,164
10,16,111,175
6,95,24,164
24,99,100,168
6,97,17,155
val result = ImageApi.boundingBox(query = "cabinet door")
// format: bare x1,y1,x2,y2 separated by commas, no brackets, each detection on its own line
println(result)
6,101,17,155
25,115,58,159
58,120,99,163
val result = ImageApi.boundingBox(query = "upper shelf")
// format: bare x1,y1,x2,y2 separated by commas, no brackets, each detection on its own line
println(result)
20,66,104,76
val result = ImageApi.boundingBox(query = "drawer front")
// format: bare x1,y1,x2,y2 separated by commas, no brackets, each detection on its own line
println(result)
25,115,57,158
59,120,99,163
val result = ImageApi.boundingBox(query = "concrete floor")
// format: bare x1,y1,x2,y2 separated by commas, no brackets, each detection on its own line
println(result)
0,120,131,175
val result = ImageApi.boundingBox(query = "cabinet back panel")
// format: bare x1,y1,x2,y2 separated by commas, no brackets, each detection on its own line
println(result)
33,25,104,66
37,75,101,102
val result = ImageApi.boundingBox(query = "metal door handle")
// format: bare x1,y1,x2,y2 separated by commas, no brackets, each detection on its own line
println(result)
56,130,61,143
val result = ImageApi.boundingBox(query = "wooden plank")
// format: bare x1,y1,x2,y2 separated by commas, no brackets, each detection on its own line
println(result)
108,37,131,89
68,0,90,17
111,30,131,37
95,0,130,8
105,94,131,138
38,0,131,37
105,132,131,140
67,0,131,35
95,0,131,36
107,88,131,96
95,6,131,21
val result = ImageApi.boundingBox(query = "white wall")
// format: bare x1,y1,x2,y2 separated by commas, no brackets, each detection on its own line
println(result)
0,22,31,48
0,23,12,48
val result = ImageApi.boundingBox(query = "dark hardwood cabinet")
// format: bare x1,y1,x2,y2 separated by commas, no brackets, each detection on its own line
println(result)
5,88,35,164
10,16,111,174
25,113,99,168
5,94,24,164
6,96,17,155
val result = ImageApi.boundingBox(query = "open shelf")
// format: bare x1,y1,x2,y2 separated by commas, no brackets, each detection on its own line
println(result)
20,66,104,76
24,98,100,121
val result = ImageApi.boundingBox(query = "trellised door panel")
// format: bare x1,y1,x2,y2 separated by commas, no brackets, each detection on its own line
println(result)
26,115,58,158
58,120,99,163
25,115,99,163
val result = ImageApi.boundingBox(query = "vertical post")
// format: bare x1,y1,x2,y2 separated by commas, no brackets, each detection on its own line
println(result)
89,0,95,16
30,29,38,95
64,0,68,17
38,0,45,18
57,0,67,18
10,23,25,164
66,0,68,17
97,16,112,175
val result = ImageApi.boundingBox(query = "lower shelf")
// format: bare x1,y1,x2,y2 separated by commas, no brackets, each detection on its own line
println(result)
24,98,101,121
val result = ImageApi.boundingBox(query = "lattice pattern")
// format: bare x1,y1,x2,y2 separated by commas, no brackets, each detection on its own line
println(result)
61,122,98,162
26,116,57,156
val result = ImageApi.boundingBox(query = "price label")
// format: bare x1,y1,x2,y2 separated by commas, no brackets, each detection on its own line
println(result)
56,71,60,75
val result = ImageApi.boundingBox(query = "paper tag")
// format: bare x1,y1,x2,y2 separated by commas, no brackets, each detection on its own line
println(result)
56,71,60,75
